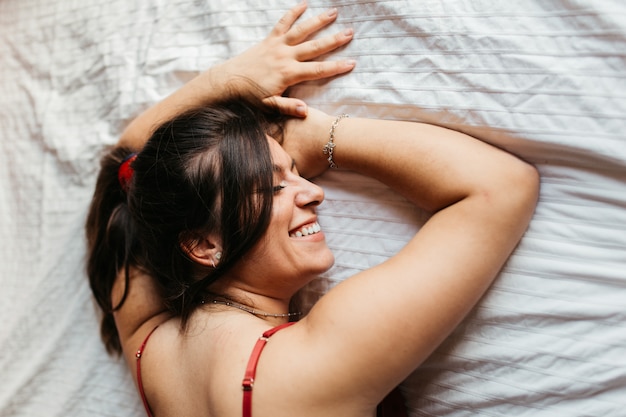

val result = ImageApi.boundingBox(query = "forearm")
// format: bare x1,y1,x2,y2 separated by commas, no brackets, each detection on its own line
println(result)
334,118,534,211
293,113,537,215
117,66,229,150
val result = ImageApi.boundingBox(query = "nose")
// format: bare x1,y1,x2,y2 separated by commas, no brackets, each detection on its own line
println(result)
296,176,324,208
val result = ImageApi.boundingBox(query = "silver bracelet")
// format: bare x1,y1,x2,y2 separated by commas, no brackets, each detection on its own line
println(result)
323,114,349,169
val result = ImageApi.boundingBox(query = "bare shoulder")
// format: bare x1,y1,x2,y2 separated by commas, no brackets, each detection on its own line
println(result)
111,267,171,363
124,310,376,416
132,311,275,416
237,319,375,417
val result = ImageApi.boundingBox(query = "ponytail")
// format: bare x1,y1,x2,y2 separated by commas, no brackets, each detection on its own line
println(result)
86,101,284,354
85,146,139,355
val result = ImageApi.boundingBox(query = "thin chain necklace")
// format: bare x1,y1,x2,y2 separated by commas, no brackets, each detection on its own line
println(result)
204,299,302,318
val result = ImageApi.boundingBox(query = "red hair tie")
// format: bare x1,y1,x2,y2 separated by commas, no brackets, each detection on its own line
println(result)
118,153,138,192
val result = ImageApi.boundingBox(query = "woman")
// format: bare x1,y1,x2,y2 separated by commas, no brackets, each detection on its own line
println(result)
86,3,540,417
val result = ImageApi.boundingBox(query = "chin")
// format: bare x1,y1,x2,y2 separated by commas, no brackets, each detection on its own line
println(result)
309,251,335,276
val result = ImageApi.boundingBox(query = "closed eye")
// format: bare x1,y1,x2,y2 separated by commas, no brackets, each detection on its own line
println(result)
273,181,287,193
271,158,296,193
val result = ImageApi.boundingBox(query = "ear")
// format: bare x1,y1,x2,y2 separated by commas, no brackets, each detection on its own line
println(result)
180,233,222,268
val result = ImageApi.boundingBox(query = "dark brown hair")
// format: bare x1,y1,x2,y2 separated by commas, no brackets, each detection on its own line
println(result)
86,100,282,354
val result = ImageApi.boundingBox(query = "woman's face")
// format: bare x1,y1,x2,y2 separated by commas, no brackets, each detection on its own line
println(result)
233,137,334,294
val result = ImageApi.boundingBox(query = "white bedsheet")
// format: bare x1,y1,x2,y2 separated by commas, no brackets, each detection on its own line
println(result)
1,0,624,416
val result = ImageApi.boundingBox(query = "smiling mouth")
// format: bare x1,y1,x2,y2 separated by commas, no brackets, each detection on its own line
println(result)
289,222,322,238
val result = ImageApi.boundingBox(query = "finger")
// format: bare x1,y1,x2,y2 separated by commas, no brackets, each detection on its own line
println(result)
262,96,309,118
288,59,356,85
272,1,308,36
295,28,354,62
284,7,339,45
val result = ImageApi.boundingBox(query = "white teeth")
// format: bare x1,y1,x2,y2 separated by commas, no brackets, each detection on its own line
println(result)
290,222,321,238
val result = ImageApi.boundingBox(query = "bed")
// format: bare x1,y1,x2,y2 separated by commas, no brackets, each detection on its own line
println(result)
1,0,624,416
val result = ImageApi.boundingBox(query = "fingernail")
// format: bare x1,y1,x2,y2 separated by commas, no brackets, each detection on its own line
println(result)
345,59,356,67
326,8,337,18
344,28,353,37
296,105,307,116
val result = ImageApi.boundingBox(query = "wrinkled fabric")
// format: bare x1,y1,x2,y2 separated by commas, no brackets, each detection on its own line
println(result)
1,1,624,416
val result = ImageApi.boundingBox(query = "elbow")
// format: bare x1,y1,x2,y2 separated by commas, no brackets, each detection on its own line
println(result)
513,159,540,210
492,158,540,227
117,125,141,150
117,118,150,151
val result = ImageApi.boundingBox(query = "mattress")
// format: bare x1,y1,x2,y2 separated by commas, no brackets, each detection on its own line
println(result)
1,0,624,416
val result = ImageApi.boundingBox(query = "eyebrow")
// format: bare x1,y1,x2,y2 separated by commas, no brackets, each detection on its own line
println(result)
272,158,296,173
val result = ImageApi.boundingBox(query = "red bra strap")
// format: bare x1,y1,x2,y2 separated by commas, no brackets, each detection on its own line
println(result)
136,326,159,417
242,322,295,417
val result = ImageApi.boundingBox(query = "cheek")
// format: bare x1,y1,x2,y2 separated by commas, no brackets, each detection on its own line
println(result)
255,205,291,257
269,197,292,229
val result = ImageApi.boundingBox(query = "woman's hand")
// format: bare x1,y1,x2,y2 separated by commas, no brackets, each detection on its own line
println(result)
212,2,355,117
282,107,335,178
118,2,354,149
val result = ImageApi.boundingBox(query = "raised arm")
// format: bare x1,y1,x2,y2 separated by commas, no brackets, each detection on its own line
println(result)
279,109,540,407
118,2,355,150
